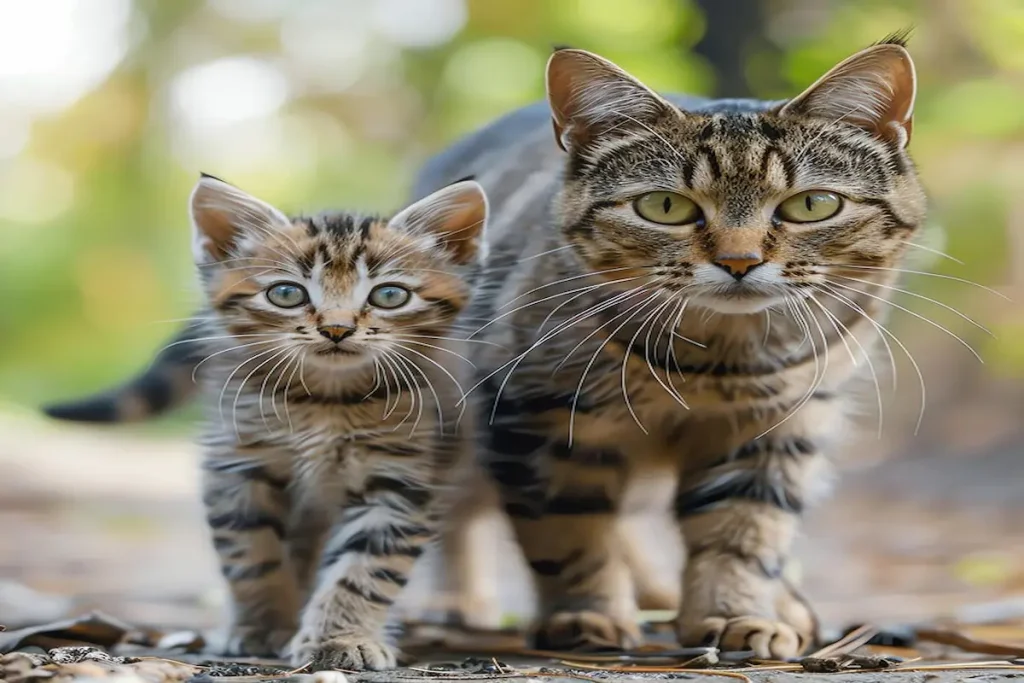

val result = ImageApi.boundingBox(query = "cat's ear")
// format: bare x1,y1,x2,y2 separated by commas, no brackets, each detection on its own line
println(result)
189,173,290,263
778,43,916,147
546,48,675,152
389,180,488,265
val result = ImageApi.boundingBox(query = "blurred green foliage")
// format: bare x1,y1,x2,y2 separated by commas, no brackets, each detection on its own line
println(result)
1,0,1021,419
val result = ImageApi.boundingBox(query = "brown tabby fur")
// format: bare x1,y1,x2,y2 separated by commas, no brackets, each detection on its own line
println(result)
46,37,927,662
412,37,924,658
181,175,488,670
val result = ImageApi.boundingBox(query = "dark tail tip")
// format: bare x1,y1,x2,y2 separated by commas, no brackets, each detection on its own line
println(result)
42,397,121,423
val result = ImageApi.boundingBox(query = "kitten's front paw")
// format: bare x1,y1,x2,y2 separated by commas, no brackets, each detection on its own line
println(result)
532,610,641,652
207,625,294,658
676,615,807,660
289,630,397,671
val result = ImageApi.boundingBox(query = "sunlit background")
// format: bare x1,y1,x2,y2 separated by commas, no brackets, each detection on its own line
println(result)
1,0,1023,637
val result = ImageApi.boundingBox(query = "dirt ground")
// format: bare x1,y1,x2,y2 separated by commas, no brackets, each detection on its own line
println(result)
3,344,1024,681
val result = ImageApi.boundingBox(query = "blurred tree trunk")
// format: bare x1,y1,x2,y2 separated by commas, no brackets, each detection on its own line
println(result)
691,0,767,98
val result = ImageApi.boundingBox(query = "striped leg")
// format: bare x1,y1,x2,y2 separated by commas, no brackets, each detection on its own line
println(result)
673,434,824,659
201,449,300,657
288,462,434,671
493,442,640,651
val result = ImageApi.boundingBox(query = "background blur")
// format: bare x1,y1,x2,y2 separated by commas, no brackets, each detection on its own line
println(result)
1,0,1023,636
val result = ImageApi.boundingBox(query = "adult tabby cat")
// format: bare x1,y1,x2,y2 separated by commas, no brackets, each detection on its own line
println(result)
144,174,487,670
46,38,925,660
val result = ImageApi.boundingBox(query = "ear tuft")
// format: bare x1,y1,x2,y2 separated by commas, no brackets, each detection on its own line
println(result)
778,43,916,147
389,181,488,266
546,48,675,152
189,176,290,263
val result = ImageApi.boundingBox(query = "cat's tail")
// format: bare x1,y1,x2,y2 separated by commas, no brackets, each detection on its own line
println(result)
42,321,206,423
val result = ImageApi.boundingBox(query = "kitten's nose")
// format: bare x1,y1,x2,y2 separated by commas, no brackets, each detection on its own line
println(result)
318,324,356,343
713,253,764,280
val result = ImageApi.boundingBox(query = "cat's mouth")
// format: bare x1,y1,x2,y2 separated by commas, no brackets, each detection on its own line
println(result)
691,281,794,314
314,344,361,357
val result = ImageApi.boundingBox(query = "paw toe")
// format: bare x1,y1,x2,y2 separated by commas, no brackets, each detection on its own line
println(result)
533,611,640,652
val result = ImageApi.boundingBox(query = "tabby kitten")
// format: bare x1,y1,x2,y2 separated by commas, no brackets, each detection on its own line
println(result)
169,175,486,670
408,38,925,658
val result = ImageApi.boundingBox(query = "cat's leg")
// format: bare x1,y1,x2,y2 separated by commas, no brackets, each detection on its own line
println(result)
620,521,681,612
201,444,300,657
491,441,639,651
288,456,434,671
673,419,827,659
424,472,504,629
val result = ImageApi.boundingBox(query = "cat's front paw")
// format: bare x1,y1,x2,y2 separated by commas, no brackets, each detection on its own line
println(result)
532,610,641,652
676,615,809,660
289,630,397,671
206,624,295,658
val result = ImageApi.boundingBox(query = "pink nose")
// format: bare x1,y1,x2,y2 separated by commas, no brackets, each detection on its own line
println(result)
713,254,764,280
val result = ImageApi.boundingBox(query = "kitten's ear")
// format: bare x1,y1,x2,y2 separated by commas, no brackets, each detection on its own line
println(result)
189,173,290,263
546,48,675,152
778,43,916,147
389,181,488,265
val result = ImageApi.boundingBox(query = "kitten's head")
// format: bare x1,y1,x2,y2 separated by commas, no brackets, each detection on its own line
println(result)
190,175,487,370
547,39,926,314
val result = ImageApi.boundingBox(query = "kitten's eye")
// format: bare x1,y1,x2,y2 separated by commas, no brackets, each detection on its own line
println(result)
634,191,702,225
776,190,843,223
266,282,308,308
368,284,411,309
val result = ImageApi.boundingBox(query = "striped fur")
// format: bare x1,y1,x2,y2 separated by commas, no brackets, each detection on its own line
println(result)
410,39,924,658
158,176,486,671
44,38,927,660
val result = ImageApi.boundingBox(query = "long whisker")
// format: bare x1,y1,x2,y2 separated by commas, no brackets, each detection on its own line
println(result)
835,264,1010,300
259,347,299,428
756,296,829,439
470,274,646,339
817,282,927,434
806,294,884,438
826,280,983,362
192,338,285,382
217,343,292,434
829,273,993,336
391,338,476,368
390,343,464,396
902,239,963,265
235,345,293,437
569,284,666,445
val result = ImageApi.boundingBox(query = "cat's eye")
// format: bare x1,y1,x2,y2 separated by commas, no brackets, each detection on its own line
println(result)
776,190,843,223
368,284,411,309
634,191,702,226
266,282,309,308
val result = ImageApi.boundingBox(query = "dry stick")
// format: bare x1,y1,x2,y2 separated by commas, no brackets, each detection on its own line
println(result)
914,628,1024,658
809,623,880,659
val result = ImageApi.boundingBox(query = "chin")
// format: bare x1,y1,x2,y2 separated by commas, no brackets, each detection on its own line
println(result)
691,292,790,315
306,345,373,370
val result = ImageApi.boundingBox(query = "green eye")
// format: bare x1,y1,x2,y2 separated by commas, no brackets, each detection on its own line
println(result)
266,282,308,308
368,284,411,309
776,190,843,223
634,191,702,225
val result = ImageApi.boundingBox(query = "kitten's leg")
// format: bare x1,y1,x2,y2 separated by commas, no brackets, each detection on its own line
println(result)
289,457,434,671
673,425,826,659
492,444,639,651
201,447,300,657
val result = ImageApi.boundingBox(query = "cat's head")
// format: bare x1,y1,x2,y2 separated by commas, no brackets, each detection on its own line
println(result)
190,175,487,370
547,39,926,315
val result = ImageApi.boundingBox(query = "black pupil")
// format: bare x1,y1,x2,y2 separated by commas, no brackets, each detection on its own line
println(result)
662,196,672,214
805,195,815,211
